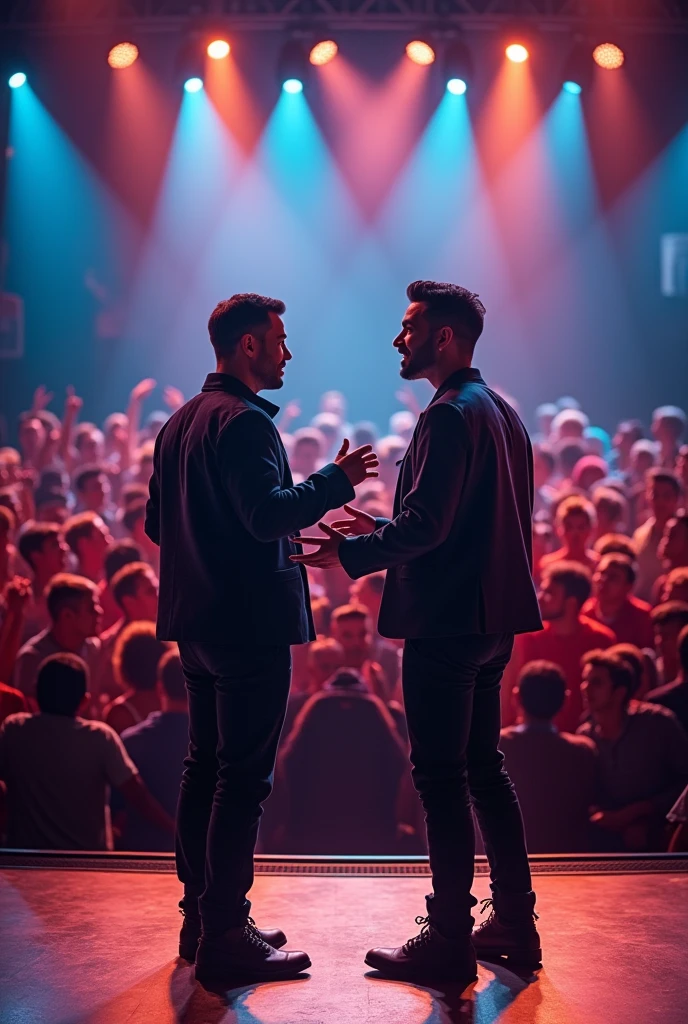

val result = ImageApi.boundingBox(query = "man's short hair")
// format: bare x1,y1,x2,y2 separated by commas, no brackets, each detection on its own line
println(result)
104,540,143,584
113,621,170,693
122,500,146,535
652,405,686,433
555,439,587,476
63,511,102,553
594,533,637,559
664,567,688,598
543,562,593,609
555,495,596,528
678,624,688,676
647,468,683,496
516,660,567,720
593,487,627,523
73,465,106,494
36,653,88,716
331,603,369,625
208,293,286,359
608,643,644,696
651,601,688,629
121,484,149,508
158,649,186,703
406,280,486,348
111,562,153,610
597,553,636,587
18,522,60,569
582,650,635,703
552,409,590,435
45,573,97,622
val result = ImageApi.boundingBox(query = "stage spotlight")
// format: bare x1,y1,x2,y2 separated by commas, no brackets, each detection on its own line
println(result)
108,42,139,69
8,72,27,89
444,39,472,94
563,80,582,95
406,41,436,66
505,43,529,63
207,39,230,60
310,40,338,66
561,39,593,94
593,42,625,69
278,40,309,93
184,77,204,93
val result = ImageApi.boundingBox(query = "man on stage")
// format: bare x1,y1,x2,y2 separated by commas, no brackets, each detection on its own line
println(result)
293,280,543,985
145,293,378,984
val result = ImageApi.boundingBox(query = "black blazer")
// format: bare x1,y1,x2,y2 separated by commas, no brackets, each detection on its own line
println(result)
145,373,354,645
339,367,543,640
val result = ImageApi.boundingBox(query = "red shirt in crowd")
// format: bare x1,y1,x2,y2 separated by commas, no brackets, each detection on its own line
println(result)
0,682,27,727
516,616,617,733
581,596,655,650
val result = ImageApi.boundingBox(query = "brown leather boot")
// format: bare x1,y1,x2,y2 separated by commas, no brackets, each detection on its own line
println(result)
178,902,287,963
195,922,310,985
471,896,542,969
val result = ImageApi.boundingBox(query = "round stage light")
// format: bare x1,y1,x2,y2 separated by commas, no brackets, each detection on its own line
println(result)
207,39,230,60
108,42,139,69
310,40,338,66
593,43,625,69
8,72,27,89
505,43,529,63
447,78,467,95
184,77,204,93
563,80,582,95
406,41,435,66
283,78,304,94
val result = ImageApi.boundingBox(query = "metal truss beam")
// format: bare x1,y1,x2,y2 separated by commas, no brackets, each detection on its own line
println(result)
2,0,688,34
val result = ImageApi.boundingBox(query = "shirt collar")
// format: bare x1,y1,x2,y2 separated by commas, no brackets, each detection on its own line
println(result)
431,367,485,405
201,373,280,419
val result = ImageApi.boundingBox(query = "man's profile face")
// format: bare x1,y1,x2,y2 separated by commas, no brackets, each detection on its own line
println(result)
658,519,688,565
560,512,591,548
581,663,616,715
394,303,439,381
538,577,567,621
649,481,679,522
253,312,292,391
83,519,112,561
127,572,159,622
82,473,110,512
593,560,630,605
332,616,371,667
65,593,102,639
37,535,68,578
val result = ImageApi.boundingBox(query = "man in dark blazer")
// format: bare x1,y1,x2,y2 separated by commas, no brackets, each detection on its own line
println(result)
294,280,543,985
144,293,378,984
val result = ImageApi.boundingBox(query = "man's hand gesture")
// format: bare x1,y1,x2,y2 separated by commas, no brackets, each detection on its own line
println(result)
331,504,377,536
290,522,345,569
334,439,379,488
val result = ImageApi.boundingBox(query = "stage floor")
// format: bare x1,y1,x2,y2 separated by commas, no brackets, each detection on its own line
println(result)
1,859,687,1024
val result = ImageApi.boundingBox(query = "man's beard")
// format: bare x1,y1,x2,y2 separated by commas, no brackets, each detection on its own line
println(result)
399,337,436,380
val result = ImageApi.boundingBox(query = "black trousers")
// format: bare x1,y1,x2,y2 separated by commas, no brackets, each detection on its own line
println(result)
176,642,291,932
402,632,533,938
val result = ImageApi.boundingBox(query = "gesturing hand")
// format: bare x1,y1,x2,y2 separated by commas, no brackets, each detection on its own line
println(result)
130,378,157,403
290,522,345,569
334,439,379,488
331,503,377,536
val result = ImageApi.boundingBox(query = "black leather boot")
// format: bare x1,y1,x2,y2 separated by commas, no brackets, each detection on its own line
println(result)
194,922,311,985
365,915,478,985
471,895,542,969
178,902,287,963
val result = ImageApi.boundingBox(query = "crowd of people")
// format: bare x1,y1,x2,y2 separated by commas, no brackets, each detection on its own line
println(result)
0,381,687,855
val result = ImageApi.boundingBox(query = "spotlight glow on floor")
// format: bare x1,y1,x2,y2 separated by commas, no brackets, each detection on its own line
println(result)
593,43,625,69
8,72,27,88
108,43,139,69
506,43,529,63
447,78,467,95
283,78,304,94
406,41,435,66
310,41,338,66
207,40,230,60
184,77,204,93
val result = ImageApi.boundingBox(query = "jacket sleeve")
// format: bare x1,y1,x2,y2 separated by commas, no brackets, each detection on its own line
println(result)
219,409,355,543
339,402,468,579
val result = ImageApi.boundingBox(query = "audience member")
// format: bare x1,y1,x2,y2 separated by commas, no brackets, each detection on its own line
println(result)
659,567,688,605
499,661,598,852
651,406,686,470
646,624,688,734
73,465,112,519
330,604,393,702
63,511,113,584
611,419,644,479
290,428,325,483
16,522,69,641
653,512,688,603
121,499,159,571
594,533,637,561
97,562,159,703
633,470,683,602
592,488,628,540
98,538,145,631
539,496,600,576
651,602,688,686
582,554,654,648
114,650,188,851
579,651,688,850
103,621,168,734
0,653,173,849
571,456,608,494
505,563,615,733
0,507,16,594
13,574,102,707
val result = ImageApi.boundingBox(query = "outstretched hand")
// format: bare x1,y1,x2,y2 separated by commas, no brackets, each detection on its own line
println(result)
330,503,377,536
290,522,345,569
334,439,379,488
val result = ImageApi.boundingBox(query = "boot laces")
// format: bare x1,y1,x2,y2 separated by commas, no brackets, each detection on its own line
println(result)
402,916,434,955
245,918,273,953
478,897,539,924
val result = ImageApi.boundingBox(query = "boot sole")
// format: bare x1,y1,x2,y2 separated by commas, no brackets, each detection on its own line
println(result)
474,946,543,970
195,957,312,986
364,954,478,986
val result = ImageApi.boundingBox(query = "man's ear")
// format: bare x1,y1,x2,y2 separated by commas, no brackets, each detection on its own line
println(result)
240,333,256,357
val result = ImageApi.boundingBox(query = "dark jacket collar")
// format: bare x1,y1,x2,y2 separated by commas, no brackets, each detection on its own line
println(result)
201,373,280,419
431,366,485,405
